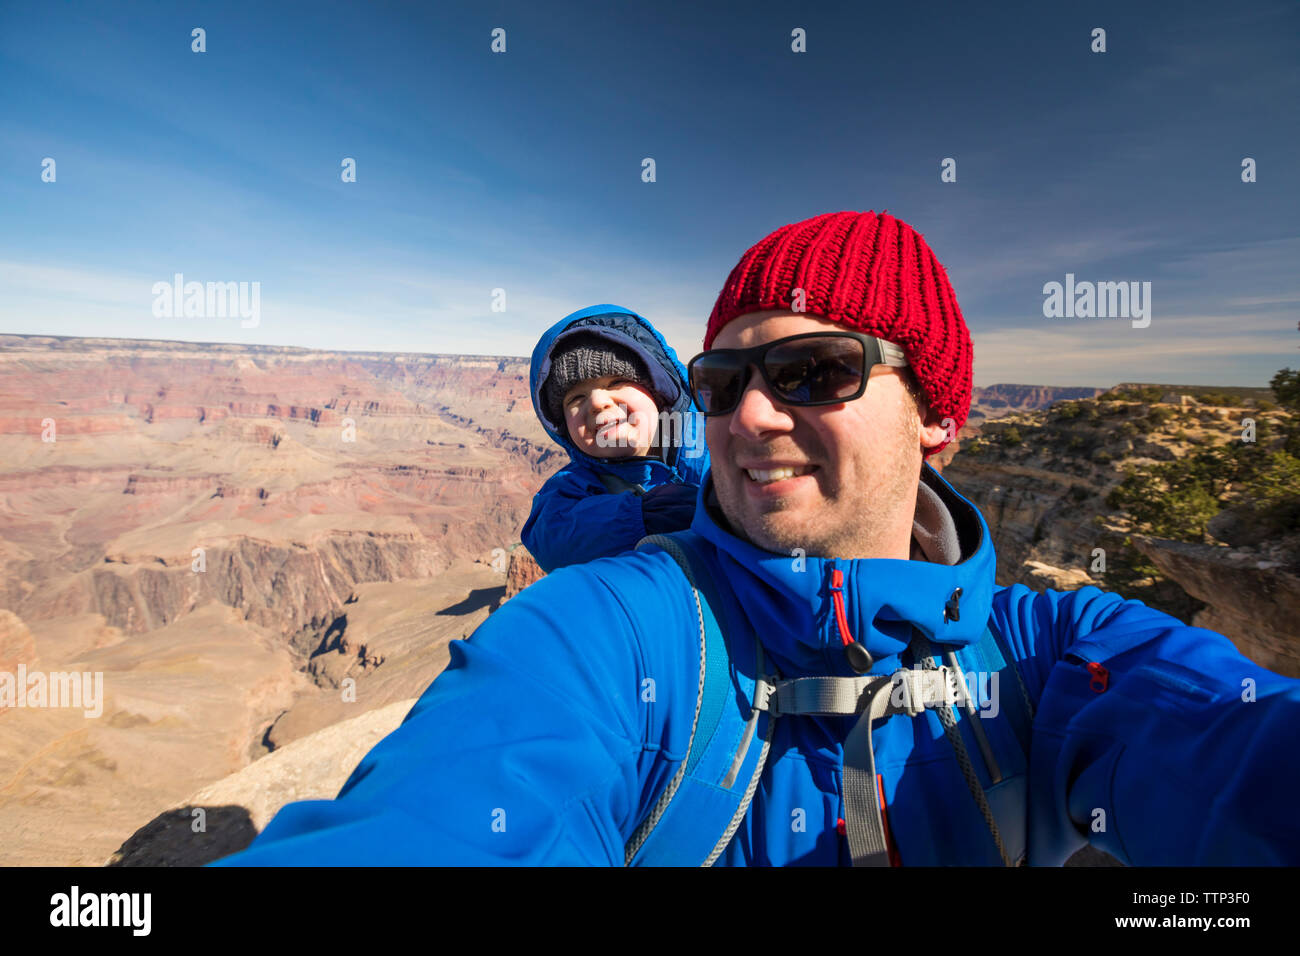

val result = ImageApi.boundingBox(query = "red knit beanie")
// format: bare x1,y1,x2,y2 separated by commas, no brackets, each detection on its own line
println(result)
704,211,973,458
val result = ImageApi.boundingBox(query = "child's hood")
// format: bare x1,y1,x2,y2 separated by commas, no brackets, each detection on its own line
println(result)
528,304,707,483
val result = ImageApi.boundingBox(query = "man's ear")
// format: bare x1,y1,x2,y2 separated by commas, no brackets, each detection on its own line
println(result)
918,405,951,453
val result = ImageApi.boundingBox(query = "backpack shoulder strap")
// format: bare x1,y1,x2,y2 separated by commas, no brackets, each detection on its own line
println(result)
597,471,645,496
625,531,775,866
975,620,1035,753
922,621,1034,865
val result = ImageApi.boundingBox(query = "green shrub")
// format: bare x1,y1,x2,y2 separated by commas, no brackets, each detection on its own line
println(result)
1106,468,1217,540
1104,440,1300,545
1241,451,1300,511
1147,406,1176,426
1099,536,1161,583
1118,386,1163,404
1217,451,1300,540
1271,368,1300,411
1002,426,1023,446
1198,390,1243,407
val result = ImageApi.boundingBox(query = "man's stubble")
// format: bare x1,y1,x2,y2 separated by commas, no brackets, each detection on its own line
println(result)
713,388,924,560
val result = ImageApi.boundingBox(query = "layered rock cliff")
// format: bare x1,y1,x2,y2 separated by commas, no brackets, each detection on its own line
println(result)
0,335,549,865
971,384,1105,413
942,393,1298,676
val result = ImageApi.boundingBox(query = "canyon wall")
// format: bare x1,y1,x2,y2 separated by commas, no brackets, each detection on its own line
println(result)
0,335,549,865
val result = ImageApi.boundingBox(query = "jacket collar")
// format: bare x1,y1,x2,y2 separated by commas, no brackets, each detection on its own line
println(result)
690,463,996,677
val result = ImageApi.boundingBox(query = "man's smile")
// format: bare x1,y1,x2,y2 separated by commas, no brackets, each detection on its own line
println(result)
741,463,817,484
739,462,821,500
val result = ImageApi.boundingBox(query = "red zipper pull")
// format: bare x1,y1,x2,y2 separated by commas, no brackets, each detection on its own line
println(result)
1087,662,1109,693
831,568,874,673
830,569,852,646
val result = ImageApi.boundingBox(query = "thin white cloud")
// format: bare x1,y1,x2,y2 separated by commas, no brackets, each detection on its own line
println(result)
1228,294,1300,307
971,316,1297,387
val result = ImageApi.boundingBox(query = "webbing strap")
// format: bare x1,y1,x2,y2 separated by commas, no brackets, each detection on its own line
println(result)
765,665,977,865
721,643,766,788
706,644,775,866
759,670,964,718
762,675,877,716
597,471,646,496
943,648,1002,784
838,630,1019,867
842,678,902,866
913,632,1012,867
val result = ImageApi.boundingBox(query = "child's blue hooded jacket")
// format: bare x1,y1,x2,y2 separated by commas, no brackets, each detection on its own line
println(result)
520,305,709,573
213,460,1300,866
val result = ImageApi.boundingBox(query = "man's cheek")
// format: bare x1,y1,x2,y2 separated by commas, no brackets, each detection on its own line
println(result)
705,424,727,459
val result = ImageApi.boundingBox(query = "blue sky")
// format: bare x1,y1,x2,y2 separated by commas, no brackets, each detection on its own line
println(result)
1,0,1296,386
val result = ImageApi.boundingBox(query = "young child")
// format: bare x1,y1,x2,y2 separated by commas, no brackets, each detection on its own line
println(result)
522,304,709,573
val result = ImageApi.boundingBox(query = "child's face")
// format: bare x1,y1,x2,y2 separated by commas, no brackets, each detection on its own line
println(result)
562,375,660,459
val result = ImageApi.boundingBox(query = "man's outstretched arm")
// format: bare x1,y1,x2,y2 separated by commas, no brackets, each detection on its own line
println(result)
211,552,697,865
994,584,1300,865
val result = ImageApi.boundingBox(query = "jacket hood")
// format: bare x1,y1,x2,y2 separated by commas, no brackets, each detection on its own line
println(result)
690,461,996,677
529,304,708,485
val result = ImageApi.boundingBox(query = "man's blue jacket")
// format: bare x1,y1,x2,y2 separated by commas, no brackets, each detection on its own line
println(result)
520,304,709,573
215,462,1300,865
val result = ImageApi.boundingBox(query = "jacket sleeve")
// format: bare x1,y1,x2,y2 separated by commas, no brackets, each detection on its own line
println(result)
520,467,648,573
209,551,699,866
992,583,1300,865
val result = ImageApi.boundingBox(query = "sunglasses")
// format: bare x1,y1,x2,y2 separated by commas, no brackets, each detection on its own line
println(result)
687,332,908,417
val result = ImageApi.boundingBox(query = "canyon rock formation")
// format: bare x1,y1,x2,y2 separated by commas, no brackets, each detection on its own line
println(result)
0,335,543,865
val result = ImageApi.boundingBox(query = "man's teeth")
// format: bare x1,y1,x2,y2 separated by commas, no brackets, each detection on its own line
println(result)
746,466,812,483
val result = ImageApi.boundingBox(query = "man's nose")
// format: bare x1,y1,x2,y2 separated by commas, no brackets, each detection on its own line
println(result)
730,366,793,437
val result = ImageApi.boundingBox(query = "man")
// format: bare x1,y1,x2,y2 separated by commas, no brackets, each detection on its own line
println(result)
215,211,1299,866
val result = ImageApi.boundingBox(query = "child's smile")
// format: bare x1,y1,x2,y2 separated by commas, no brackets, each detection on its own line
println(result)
563,375,660,459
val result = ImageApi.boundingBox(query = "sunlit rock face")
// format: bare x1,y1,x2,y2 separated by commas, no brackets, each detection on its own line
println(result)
0,335,554,865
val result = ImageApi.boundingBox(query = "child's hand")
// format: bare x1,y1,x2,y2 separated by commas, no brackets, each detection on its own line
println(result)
640,483,699,534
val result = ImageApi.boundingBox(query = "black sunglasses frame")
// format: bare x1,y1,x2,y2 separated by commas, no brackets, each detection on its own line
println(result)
687,331,909,417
